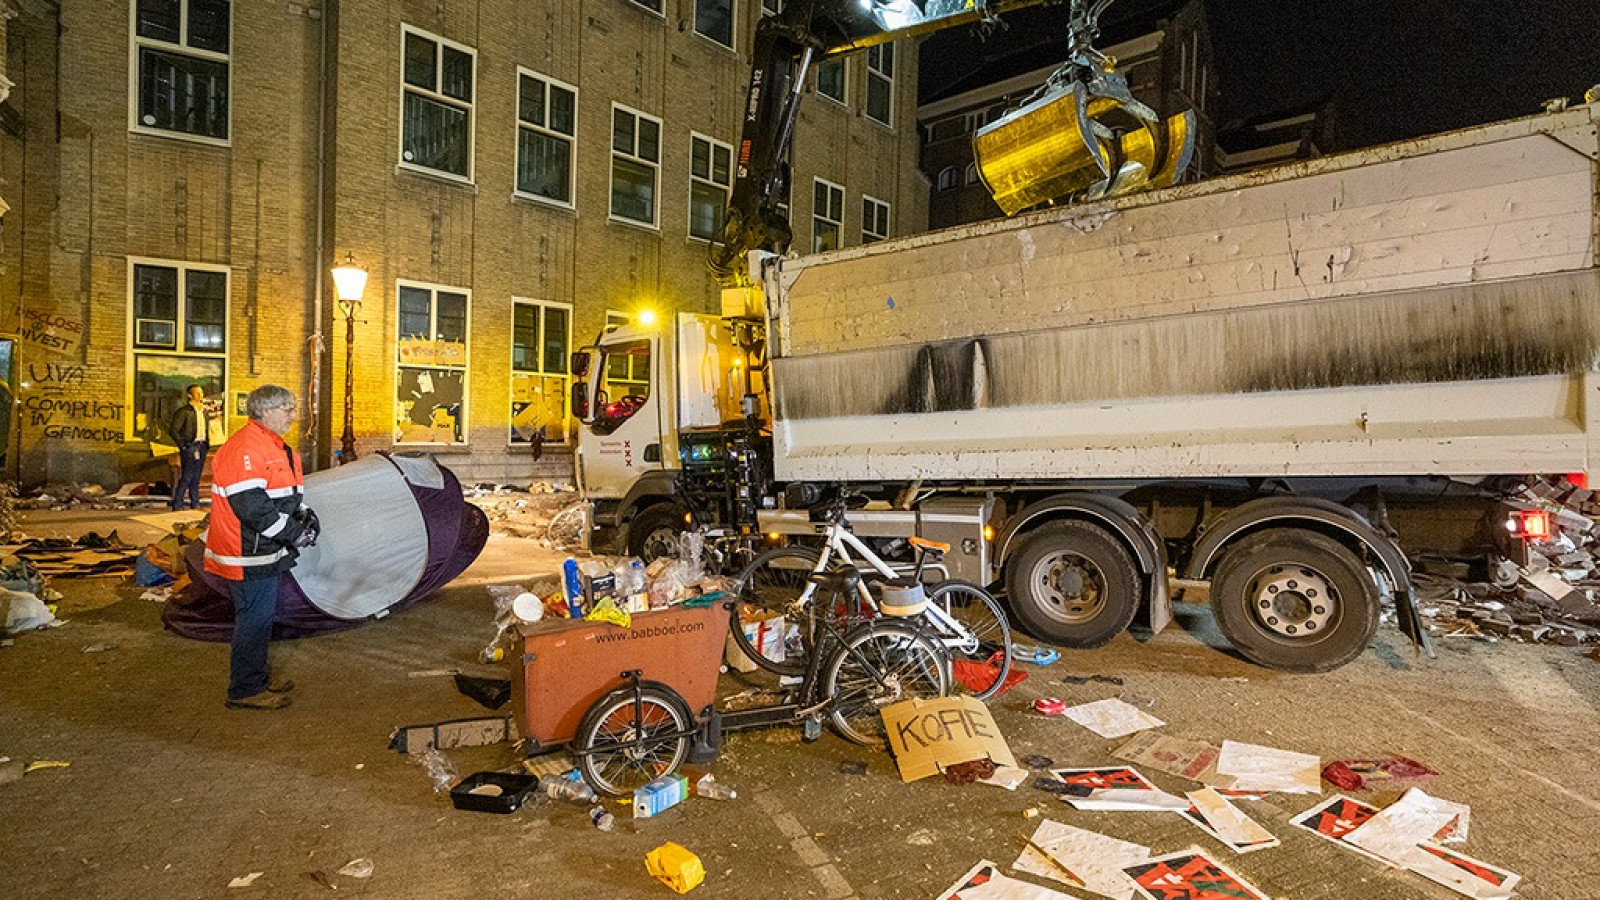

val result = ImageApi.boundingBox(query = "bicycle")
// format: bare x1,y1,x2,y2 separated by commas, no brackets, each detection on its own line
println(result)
573,585,950,795
729,492,1015,700
543,498,590,550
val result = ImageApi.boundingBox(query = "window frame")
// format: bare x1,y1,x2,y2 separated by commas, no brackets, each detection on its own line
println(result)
687,131,734,244
811,177,844,254
609,103,663,230
693,0,736,50
815,57,848,107
397,24,477,184
865,41,894,128
761,0,784,15
861,194,890,244
394,278,472,446
509,297,573,447
513,66,578,209
128,0,233,146
124,256,231,441
624,0,666,17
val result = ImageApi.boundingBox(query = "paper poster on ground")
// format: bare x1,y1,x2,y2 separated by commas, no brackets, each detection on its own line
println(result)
1013,820,1150,900
1122,849,1272,900
1216,740,1321,793
1061,698,1165,738
935,860,1075,900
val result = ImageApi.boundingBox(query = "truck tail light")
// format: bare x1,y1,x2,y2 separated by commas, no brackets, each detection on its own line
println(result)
1506,509,1551,540
1568,472,1589,489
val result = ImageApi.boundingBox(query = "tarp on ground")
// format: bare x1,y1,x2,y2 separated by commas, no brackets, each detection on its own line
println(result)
162,453,489,641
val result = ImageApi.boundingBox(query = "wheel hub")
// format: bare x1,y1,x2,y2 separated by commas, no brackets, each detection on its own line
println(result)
1037,553,1104,624
1248,565,1336,637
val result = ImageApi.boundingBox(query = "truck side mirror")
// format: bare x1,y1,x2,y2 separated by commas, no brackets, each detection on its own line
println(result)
571,381,590,421
571,350,591,378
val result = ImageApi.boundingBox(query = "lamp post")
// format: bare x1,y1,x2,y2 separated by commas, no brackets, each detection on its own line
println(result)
331,252,368,464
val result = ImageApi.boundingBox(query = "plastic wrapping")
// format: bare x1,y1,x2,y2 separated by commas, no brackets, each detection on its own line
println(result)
419,747,458,794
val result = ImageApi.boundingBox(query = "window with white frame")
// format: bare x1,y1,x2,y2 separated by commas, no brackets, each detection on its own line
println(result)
861,195,889,244
812,179,843,253
866,42,894,126
396,282,470,444
129,259,228,443
689,133,733,242
511,299,570,445
516,69,576,205
695,0,733,48
400,26,475,180
936,167,958,191
761,0,784,14
611,105,661,227
132,0,231,141
816,58,846,104
627,0,664,14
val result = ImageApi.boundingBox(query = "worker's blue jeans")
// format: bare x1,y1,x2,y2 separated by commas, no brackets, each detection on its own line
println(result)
228,576,279,700
171,441,207,510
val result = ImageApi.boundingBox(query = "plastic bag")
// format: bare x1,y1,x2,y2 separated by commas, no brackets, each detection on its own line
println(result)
418,747,458,794
3,589,57,635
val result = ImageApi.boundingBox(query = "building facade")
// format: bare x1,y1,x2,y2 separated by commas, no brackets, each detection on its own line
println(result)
918,0,1215,230
0,0,927,488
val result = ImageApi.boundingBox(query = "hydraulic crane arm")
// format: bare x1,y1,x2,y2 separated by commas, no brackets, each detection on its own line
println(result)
710,0,1195,287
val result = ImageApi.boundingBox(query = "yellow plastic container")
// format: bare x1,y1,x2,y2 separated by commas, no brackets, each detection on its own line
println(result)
645,842,705,894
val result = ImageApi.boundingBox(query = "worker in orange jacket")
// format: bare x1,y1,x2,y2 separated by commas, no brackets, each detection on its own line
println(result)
205,385,319,710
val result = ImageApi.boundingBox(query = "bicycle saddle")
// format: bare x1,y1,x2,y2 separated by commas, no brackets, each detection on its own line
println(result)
808,566,862,595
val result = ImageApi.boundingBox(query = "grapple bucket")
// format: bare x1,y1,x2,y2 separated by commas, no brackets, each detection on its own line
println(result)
974,76,1195,215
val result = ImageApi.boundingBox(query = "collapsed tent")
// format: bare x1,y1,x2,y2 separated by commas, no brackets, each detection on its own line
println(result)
163,453,489,641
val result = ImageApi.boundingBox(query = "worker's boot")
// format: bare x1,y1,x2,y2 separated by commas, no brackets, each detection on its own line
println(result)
267,675,295,693
225,691,292,711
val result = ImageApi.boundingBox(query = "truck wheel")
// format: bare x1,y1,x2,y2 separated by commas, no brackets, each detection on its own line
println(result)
1004,521,1139,648
1209,529,1379,673
626,503,686,562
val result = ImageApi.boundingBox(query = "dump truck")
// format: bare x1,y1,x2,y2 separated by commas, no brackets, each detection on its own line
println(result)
574,97,1600,673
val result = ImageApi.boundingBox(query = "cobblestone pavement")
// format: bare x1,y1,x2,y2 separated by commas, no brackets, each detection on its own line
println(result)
2,508,1598,899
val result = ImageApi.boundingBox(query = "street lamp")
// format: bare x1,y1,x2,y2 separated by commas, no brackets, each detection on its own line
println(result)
331,252,368,463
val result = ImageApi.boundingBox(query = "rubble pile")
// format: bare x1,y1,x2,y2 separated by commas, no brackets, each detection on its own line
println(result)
1415,476,1600,646
17,483,168,512
463,482,580,542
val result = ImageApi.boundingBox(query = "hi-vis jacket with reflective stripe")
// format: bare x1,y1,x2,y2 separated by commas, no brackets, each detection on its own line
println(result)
204,419,306,581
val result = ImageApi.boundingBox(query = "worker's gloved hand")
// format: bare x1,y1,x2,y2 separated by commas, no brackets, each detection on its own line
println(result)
292,506,321,548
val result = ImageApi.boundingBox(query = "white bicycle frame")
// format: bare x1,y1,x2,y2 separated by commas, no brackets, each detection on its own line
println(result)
797,520,981,654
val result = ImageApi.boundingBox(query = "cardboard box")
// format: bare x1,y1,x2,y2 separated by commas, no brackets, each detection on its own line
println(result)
633,773,689,818
880,695,1018,782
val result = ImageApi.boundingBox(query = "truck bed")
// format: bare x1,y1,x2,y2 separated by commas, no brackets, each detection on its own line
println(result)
765,105,1600,482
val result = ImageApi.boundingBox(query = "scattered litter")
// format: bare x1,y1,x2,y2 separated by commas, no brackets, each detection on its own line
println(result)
590,804,616,831
407,668,457,679
1181,787,1280,853
24,760,70,773
228,873,263,888
978,765,1030,790
1113,732,1221,781
944,758,998,785
1216,740,1321,794
453,673,511,710
519,753,578,780
1033,697,1067,716
1407,842,1521,899
0,759,24,784
1031,778,1089,797
937,859,1074,900
634,773,688,818
1322,755,1439,792
1059,674,1124,686
80,643,114,654
388,715,516,754
1014,820,1150,899
645,842,705,894
1123,849,1270,900
450,771,537,813
4,589,58,634
307,871,335,890
1344,788,1470,862
880,695,1017,783
1049,767,1188,811
416,748,458,794
837,760,868,776
1013,644,1060,665
1289,794,1399,865
1061,698,1165,738
1021,754,1055,769
335,858,373,879
906,828,938,846
140,588,172,603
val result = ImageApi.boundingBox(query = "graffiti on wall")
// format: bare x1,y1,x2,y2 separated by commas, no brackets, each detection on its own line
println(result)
21,361,125,444
18,309,83,355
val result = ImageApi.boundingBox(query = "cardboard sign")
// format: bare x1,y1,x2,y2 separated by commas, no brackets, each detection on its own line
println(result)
881,695,1017,782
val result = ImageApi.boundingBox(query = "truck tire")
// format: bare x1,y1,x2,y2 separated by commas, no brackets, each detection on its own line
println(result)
1004,521,1139,648
1209,528,1379,673
626,503,687,562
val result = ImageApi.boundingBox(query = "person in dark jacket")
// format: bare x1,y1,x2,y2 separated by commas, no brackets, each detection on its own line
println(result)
168,385,209,510
204,385,319,710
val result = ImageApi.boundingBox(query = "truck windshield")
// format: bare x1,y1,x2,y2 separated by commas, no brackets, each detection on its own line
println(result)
591,339,652,434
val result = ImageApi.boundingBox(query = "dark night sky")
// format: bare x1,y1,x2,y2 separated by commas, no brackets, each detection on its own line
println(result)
920,0,1600,149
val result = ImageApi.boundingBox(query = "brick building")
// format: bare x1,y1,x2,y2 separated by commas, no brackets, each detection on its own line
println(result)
0,0,928,488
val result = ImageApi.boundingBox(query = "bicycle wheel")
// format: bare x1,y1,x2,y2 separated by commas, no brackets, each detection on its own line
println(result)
823,620,950,746
730,545,822,676
574,683,692,797
543,500,589,549
927,580,1014,701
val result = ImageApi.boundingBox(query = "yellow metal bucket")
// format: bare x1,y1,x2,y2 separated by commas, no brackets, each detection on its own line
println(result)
974,80,1195,215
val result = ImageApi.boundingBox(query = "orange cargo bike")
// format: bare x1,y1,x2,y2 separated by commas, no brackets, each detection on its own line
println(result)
511,585,952,797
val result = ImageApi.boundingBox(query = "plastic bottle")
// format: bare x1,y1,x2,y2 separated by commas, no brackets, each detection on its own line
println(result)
540,773,598,804
588,804,616,832
562,558,585,618
695,773,737,801
627,559,649,612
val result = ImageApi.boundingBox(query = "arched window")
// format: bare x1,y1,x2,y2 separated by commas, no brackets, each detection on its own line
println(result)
936,167,959,191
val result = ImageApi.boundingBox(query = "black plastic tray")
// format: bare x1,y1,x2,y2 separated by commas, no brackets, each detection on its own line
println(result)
450,771,538,814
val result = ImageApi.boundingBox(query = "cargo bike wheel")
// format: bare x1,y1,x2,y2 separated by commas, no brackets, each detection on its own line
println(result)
574,679,695,797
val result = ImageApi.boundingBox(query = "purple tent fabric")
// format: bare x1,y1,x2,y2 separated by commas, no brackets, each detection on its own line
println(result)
162,454,490,642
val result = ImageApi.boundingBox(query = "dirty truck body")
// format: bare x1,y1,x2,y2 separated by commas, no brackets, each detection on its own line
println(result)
579,104,1600,673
